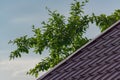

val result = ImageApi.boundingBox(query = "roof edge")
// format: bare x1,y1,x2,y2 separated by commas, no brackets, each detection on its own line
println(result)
37,20,120,80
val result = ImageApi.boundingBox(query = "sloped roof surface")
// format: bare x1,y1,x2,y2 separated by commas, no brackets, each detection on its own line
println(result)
37,21,120,80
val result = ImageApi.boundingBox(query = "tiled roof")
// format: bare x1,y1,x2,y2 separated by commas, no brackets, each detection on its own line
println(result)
37,20,120,80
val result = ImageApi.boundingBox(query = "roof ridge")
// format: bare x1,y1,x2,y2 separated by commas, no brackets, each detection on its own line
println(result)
37,20,120,80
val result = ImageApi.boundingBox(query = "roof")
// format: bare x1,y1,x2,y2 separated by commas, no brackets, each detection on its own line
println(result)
37,20,120,80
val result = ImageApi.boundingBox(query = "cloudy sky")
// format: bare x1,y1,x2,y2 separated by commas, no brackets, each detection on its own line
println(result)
0,0,120,80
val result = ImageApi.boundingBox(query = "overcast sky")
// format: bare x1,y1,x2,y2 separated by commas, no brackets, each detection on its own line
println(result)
0,0,120,80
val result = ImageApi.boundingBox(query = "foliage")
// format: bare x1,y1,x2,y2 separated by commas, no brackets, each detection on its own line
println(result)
91,9,120,32
9,0,120,77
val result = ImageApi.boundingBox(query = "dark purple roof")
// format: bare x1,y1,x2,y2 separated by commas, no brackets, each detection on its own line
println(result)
37,20,120,80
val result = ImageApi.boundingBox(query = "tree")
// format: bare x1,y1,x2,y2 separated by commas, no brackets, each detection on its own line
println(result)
9,0,120,77
91,9,120,32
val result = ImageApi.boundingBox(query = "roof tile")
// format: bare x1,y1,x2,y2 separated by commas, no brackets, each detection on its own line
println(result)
37,21,120,80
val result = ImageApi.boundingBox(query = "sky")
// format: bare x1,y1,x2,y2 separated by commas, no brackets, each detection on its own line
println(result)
0,0,120,80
